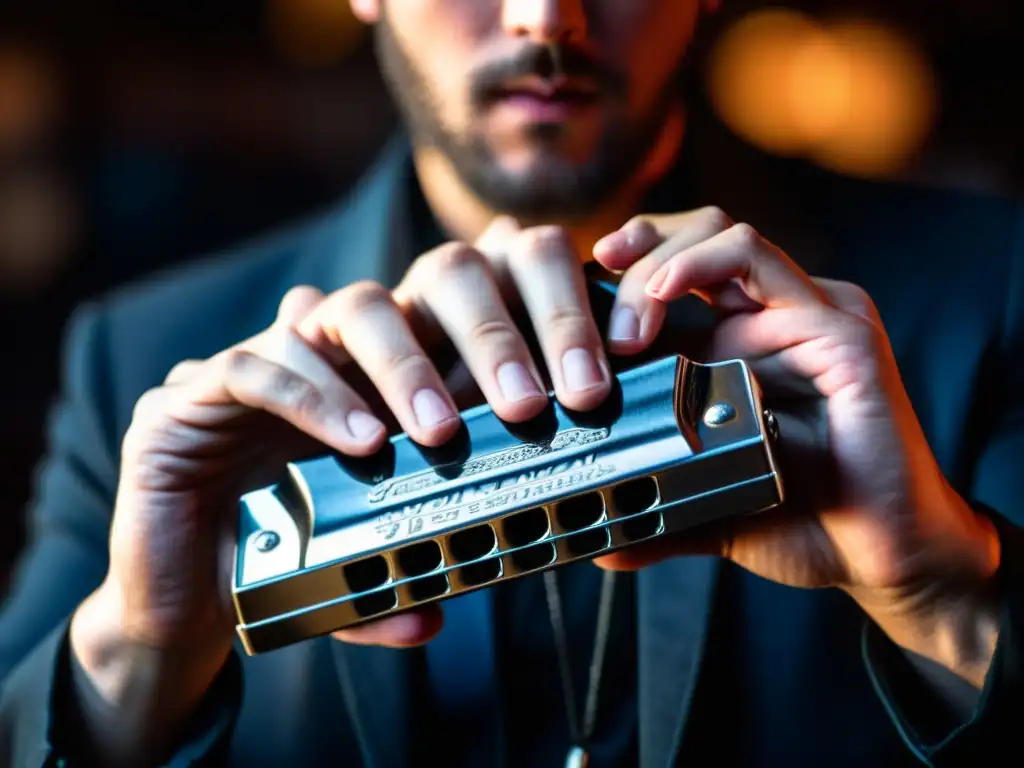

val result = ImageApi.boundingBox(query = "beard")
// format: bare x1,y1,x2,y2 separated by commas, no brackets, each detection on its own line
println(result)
374,15,682,223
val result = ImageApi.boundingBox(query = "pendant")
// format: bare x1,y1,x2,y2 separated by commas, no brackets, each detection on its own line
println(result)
565,745,589,768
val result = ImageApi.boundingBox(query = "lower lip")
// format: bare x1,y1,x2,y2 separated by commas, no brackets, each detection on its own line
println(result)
494,93,597,122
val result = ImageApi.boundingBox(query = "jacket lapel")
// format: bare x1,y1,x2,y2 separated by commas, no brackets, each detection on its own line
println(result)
637,557,720,768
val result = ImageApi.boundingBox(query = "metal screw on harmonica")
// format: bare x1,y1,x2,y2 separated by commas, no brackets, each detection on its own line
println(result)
231,354,785,655
703,403,736,427
254,531,280,553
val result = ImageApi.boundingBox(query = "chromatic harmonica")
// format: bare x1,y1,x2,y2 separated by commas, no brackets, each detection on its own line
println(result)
232,354,783,655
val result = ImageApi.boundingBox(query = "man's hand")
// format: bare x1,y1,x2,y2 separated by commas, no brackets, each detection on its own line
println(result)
69,217,616,764
590,207,1002,688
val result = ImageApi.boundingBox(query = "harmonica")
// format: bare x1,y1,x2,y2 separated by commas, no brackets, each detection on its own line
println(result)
232,354,783,655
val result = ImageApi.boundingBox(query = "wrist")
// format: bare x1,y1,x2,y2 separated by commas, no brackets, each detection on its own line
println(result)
69,580,233,764
854,507,1003,689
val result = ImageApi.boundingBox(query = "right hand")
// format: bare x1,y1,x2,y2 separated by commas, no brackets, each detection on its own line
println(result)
87,220,615,666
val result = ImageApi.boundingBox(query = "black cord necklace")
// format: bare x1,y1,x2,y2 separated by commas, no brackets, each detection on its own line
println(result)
543,568,618,768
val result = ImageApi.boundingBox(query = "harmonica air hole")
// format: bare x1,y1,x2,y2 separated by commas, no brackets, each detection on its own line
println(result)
555,492,605,532
459,557,501,586
343,555,390,593
501,507,550,548
510,542,557,572
409,574,449,602
566,527,611,557
611,477,660,517
396,540,444,577
620,511,664,542
448,524,497,563
353,588,397,618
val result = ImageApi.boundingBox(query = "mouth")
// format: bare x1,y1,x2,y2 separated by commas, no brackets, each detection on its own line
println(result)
487,76,602,122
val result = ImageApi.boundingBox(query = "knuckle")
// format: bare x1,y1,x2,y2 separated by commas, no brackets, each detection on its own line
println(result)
623,214,651,232
336,280,392,314
164,359,198,384
467,318,521,351
839,282,879,318
432,241,486,272
514,225,573,260
265,366,327,419
544,305,596,340
279,284,322,311
695,206,733,234
728,222,762,249
384,350,434,380
621,216,660,244
847,313,885,352
222,347,260,378
131,386,168,423
411,242,484,284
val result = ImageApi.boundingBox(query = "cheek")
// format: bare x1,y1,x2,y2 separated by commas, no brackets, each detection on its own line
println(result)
599,3,700,116
389,0,496,129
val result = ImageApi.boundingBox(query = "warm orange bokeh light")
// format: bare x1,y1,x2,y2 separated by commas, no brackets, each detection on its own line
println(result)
707,10,937,178
266,0,367,68
0,45,60,149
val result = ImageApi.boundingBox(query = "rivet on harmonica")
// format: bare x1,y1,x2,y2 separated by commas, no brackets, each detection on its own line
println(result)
232,354,784,654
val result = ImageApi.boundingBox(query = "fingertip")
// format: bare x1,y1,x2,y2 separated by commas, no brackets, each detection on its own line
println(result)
326,410,388,457
494,393,551,425
592,231,630,263
407,388,463,448
556,378,613,415
606,302,666,357
411,416,464,449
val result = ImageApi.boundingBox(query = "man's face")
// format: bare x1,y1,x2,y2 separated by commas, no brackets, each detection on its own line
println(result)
360,1,704,222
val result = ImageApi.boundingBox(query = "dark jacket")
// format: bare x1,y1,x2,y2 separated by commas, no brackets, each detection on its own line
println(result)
1,136,1022,767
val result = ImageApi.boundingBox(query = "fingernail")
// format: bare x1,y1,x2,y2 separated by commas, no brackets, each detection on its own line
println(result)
412,389,455,428
497,361,543,403
562,348,603,393
593,231,628,259
608,306,640,342
646,265,669,297
347,410,384,441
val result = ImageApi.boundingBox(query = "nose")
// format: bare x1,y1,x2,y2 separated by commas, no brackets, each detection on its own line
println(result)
501,0,587,44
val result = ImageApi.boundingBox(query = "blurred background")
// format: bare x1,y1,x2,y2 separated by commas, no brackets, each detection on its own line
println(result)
0,0,1021,589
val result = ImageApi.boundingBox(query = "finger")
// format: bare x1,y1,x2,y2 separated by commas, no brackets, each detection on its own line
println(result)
277,285,325,325
474,215,522,266
472,215,526,312
302,281,461,447
591,216,665,271
332,604,444,648
165,359,203,386
506,226,612,411
402,242,548,423
601,208,734,354
710,306,888,399
646,224,829,309
173,342,387,456
593,206,733,272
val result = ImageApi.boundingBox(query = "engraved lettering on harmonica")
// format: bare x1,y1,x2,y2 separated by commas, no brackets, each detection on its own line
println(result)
366,427,610,504
372,457,616,540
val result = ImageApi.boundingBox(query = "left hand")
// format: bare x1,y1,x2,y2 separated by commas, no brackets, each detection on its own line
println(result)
589,207,1001,684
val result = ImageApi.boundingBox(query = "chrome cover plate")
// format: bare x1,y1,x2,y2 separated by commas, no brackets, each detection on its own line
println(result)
232,354,783,654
